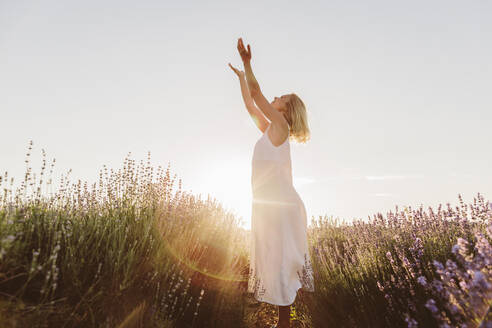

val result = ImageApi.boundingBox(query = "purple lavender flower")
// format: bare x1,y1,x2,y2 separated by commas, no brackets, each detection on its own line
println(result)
472,271,491,291
386,251,395,265
404,315,418,328
425,299,438,313
432,260,444,273
417,276,427,286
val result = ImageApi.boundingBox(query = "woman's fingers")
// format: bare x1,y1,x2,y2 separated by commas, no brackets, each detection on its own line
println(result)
238,38,245,51
228,63,240,75
236,37,251,61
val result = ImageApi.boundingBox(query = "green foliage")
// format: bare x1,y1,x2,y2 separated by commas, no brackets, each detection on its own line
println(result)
1,143,490,328
0,148,248,328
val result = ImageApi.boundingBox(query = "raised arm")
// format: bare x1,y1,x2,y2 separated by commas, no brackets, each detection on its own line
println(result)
229,63,269,132
243,61,286,125
237,38,288,128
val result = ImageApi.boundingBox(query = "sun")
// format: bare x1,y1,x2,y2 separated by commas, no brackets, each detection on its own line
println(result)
184,156,253,229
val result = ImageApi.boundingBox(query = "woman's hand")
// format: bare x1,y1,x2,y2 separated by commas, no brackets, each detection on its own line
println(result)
237,37,251,63
228,63,245,79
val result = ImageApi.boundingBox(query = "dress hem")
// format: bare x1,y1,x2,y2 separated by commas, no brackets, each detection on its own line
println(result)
247,284,313,306
247,292,296,306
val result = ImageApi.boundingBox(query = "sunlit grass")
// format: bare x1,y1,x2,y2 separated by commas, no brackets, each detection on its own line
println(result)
0,140,490,327
0,141,248,327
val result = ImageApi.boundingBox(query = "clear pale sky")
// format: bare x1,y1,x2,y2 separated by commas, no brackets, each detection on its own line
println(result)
1,0,491,230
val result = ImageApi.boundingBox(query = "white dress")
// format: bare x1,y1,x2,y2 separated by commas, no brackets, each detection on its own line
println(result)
247,123,315,306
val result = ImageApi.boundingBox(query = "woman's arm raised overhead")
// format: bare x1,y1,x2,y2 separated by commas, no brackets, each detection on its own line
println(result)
236,38,288,129
228,63,269,132
243,61,286,125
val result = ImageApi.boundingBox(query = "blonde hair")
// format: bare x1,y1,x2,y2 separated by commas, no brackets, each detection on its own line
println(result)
283,93,311,144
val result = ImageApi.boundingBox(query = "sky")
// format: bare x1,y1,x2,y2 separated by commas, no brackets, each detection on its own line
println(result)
1,0,491,230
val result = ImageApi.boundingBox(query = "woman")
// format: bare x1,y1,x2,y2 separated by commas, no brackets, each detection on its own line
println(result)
228,37,314,328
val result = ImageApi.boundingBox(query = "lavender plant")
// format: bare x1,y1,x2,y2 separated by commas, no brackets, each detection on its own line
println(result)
309,193,491,327
0,141,247,328
2,140,490,328
418,224,492,327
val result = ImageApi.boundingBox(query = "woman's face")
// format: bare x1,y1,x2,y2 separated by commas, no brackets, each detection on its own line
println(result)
271,94,290,113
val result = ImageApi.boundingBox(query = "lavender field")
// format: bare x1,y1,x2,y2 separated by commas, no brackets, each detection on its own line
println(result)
0,146,490,328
